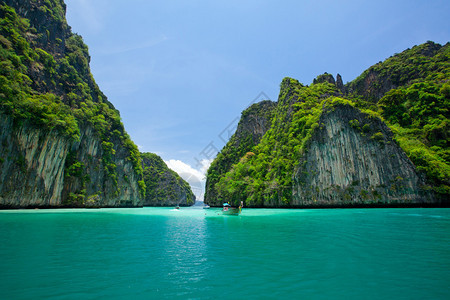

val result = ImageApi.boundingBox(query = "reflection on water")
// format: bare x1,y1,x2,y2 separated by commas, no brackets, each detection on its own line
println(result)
162,210,208,285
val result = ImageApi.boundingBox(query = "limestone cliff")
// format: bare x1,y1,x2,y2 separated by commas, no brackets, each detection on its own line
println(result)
204,100,276,206
0,113,142,208
0,113,69,207
293,105,434,207
141,153,195,207
208,42,448,207
0,1,197,208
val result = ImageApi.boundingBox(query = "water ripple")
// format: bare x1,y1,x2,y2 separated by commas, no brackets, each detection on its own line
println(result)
0,207,449,299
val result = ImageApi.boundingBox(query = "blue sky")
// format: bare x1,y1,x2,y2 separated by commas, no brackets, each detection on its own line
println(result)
64,0,449,199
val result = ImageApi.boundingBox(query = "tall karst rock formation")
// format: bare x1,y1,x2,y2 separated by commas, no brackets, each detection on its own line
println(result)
0,0,194,208
206,42,449,207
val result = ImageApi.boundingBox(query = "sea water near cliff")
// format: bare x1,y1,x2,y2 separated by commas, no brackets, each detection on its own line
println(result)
0,207,449,299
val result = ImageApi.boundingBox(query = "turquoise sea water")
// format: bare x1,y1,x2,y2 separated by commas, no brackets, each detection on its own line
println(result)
0,207,449,299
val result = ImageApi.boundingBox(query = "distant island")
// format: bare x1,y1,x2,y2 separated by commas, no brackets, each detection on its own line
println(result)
0,1,448,209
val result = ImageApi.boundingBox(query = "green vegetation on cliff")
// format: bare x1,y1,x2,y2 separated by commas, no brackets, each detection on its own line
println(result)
0,2,146,201
1,3,77,139
380,82,449,194
216,80,342,206
209,41,449,207
347,41,449,101
350,42,449,195
141,153,195,206
205,100,275,204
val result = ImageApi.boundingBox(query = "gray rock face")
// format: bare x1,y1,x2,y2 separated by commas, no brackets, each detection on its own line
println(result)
293,105,435,207
347,68,396,102
0,114,70,207
204,100,276,206
0,114,142,208
336,74,344,93
237,100,276,145
313,73,336,85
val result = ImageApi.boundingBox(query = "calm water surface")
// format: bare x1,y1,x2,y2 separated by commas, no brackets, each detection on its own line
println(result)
0,207,449,299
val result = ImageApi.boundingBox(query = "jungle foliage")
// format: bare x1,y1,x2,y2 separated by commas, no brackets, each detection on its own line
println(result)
0,3,145,197
141,152,195,205
211,41,449,206
205,100,275,202
215,80,338,206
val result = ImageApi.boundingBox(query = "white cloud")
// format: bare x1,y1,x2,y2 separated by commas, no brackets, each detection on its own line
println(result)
165,159,212,202
199,158,213,175
165,159,204,182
